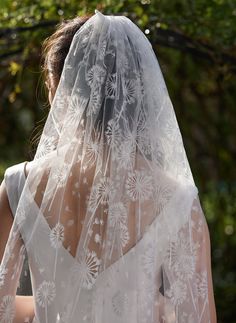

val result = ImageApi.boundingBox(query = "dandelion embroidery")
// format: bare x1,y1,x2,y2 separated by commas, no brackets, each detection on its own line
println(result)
36,281,56,323
109,202,127,227
165,118,178,139
87,88,102,116
53,94,67,111
85,133,101,168
137,128,152,156
115,138,135,170
0,295,15,323
97,39,107,59
117,53,129,75
88,176,116,211
123,79,136,104
196,271,208,300
0,266,8,288
105,119,122,149
15,207,26,226
37,135,56,158
125,170,153,201
87,139,99,160
114,224,130,249
36,281,56,308
86,65,106,87
71,250,100,289
166,231,199,279
52,166,69,188
50,223,65,249
105,74,117,99
165,280,187,306
67,94,87,123
153,184,173,214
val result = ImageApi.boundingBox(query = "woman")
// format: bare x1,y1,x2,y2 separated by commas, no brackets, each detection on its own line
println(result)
0,10,216,323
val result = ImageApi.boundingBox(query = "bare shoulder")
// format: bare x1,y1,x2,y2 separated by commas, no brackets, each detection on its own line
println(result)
0,179,13,260
0,179,11,212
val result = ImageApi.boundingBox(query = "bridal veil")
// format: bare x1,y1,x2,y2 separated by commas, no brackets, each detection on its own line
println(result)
0,10,214,322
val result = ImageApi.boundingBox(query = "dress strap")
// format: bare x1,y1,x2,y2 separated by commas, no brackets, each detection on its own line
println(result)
4,161,27,217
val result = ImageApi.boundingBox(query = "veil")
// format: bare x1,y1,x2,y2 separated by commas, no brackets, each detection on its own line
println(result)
0,10,214,323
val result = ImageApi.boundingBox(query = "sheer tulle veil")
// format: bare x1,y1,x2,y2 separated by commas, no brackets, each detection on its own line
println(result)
0,9,213,323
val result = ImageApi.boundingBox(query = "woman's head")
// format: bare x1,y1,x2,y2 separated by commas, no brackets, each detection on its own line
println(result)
41,15,91,104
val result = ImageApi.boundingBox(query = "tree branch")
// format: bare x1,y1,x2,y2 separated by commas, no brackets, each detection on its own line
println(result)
153,28,236,69
0,20,235,70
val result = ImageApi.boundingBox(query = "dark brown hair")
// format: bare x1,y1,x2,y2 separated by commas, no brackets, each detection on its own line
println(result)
41,15,91,98
30,16,91,158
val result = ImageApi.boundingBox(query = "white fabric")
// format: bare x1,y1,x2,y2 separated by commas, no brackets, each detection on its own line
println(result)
0,10,213,323
4,162,27,216
4,162,32,296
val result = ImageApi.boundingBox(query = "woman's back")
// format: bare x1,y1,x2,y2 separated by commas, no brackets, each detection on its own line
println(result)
3,160,166,322
4,159,211,323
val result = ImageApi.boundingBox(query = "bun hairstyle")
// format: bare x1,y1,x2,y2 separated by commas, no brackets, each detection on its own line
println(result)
41,15,91,99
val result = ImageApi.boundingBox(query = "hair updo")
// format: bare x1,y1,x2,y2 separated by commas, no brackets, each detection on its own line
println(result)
41,15,91,99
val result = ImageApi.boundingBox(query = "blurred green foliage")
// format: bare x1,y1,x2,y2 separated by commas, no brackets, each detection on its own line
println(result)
0,0,236,322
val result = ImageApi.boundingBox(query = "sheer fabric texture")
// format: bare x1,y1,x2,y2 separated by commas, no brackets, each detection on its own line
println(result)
0,10,214,323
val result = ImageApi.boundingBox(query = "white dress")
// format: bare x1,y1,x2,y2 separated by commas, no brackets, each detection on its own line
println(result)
3,161,152,322
3,161,205,323
4,161,32,295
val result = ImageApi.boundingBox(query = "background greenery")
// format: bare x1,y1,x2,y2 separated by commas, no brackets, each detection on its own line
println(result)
0,0,235,321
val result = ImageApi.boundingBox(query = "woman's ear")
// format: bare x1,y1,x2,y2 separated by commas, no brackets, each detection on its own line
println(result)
48,88,53,105
45,80,53,105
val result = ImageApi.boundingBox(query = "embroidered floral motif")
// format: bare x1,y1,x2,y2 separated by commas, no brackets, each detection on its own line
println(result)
106,74,117,99
98,39,107,59
122,79,136,104
117,53,129,75
86,65,106,87
66,93,87,123
153,183,173,214
0,266,7,288
125,170,153,201
15,206,26,226
71,250,101,289
0,295,15,323
105,119,122,149
52,166,69,188
166,231,199,279
88,176,116,211
115,224,130,249
50,223,65,249
84,131,102,169
109,202,127,227
36,281,56,308
165,280,187,306
37,134,57,158
137,127,152,156
87,87,103,116
196,270,208,300
115,136,135,170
